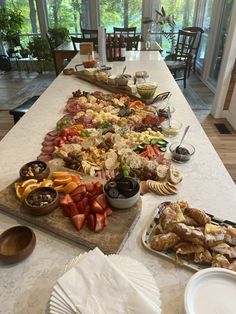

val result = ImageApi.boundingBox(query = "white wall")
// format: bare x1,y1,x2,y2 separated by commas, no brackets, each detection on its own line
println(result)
211,1,236,129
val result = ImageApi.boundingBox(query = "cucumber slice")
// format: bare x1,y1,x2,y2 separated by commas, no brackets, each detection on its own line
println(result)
159,147,167,152
156,139,168,145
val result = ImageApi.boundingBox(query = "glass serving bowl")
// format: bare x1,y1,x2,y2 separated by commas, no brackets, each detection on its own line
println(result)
156,104,175,118
161,119,182,137
136,82,158,99
169,142,195,163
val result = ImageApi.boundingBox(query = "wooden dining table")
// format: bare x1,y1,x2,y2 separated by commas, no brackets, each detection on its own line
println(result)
53,41,77,76
1,51,236,313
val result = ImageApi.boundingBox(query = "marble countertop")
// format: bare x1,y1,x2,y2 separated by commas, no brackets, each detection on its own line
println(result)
1,51,236,314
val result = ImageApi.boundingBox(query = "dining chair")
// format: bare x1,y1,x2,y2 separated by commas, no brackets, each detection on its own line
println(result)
113,27,136,38
71,36,98,52
81,28,98,39
165,30,197,88
125,35,140,51
183,26,204,75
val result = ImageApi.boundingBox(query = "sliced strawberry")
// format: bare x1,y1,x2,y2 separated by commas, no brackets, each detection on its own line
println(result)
62,205,71,217
96,193,107,209
84,205,91,217
95,213,105,233
71,184,87,197
68,202,79,217
87,214,96,231
77,201,85,214
60,194,74,206
103,212,108,227
94,181,103,194
72,214,85,231
85,182,94,192
91,200,104,214
105,207,113,216
72,192,84,203
82,197,89,209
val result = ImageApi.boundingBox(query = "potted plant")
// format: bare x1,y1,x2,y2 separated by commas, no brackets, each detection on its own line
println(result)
28,36,52,72
0,6,23,54
48,25,69,48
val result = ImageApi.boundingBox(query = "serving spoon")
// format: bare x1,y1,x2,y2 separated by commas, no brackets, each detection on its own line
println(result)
176,125,190,152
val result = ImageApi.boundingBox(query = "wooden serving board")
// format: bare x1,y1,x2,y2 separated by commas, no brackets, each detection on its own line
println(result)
74,70,170,104
0,179,142,254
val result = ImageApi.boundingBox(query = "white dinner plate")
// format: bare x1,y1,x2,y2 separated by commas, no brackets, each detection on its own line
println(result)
184,267,236,314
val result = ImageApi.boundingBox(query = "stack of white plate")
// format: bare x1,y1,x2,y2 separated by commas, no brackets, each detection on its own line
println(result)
49,251,161,314
181,268,236,314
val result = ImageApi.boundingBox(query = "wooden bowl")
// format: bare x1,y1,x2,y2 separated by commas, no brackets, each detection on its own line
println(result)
0,226,36,264
24,187,59,216
19,160,50,181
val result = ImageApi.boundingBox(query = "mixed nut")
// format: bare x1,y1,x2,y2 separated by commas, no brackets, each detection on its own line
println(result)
27,189,57,207
21,162,46,177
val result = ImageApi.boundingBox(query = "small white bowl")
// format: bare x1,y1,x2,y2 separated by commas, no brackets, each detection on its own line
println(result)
104,188,140,209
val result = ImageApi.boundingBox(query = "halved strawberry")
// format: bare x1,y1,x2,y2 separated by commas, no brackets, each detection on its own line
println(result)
94,181,103,194
72,214,85,231
87,214,96,231
72,192,84,203
95,213,105,233
62,205,71,217
103,211,108,227
60,194,73,206
82,197,89,209
91,200,104,214
96,193,107,209
71,185,87,197
76,201,85,214
105,207,113,216
84,205,91,217
85,182,94,192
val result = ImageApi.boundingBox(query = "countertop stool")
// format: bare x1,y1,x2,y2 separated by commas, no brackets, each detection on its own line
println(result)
9,96,40,124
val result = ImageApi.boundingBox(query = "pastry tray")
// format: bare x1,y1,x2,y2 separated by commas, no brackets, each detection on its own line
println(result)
142,201,236,272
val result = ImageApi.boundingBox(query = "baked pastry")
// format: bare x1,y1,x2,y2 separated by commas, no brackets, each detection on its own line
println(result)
204,223,226,247
168,165,183,184
173,223,205,246
159,206,177,232
150,232,180,251
194,250,212,264
183,215,199,227
211,243,236,259
224,226,236,246
212,253,230,268
184,207,211,226
228,260,236,271
175,242,204,255
176,200,189,212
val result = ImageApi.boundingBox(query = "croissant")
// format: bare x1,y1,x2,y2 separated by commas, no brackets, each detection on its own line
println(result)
204,223,226,247
184,207,211,226
175,242,204,255
194,250,212,264
224,226,236,246
183,215,199,227
176,200,189,213
228,260,236,272
211,243,236,259
150,232,180,251
159,206,177,232
212,253,230,268
173,223,205,246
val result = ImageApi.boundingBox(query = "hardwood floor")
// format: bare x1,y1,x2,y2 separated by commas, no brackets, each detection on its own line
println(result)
0,71,236,182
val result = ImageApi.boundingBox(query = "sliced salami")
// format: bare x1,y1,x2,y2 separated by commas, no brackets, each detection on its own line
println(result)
42,145,54,154
42,140,55,147
44,134,57,142
47,130,58,137
37,154,51,162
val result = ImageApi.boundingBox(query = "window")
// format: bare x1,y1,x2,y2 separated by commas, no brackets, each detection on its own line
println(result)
46,0,90,34
99,0,142,33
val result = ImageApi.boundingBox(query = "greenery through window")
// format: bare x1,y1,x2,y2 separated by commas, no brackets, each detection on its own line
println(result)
46,0,90,34
99,0,142,33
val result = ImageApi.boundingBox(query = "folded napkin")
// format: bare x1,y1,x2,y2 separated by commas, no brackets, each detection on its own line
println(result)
57,248,160,314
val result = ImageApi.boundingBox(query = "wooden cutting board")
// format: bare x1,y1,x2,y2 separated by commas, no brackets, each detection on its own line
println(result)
0,178,142,254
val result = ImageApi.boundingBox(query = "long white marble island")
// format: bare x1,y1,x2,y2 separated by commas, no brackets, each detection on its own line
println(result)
1,51,236,314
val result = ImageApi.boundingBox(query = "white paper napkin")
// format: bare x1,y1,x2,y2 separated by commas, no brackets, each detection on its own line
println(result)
57,248,160,314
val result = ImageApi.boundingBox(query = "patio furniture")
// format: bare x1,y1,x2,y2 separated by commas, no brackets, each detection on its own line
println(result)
71,36,98,52
9,96,40,124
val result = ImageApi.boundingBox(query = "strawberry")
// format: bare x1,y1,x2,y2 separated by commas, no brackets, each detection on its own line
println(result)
105,207,113,216
103,211,108,227
96,193,107,209
95,213,105,233
87,214,96,231
72,214,85,231
60,194,73,206
91,200,104,214
76,201,85,214
71,185,87,197
72,192,83,203
94,181,103,194
85,182,94,192
82,197,89,209
84,205,91,217
68,202,79,217
62,205,71,217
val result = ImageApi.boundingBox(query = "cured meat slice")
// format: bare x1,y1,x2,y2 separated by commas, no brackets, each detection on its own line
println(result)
47,130,58,137
42,140,55,147
37,154,51,162
42,145,54,154
44,134,57,142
